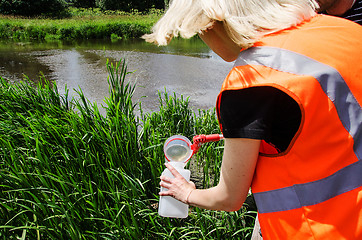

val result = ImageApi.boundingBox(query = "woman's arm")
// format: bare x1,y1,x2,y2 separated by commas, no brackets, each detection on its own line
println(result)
159,138,260,212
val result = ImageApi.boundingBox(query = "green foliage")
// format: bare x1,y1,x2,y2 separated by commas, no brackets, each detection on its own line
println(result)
70,0,96,8
0,0,68,17
0,11,158,41
0,0,165,17
0,59,255,239
193,109,225,188
96,0,125,11
95,0,165,12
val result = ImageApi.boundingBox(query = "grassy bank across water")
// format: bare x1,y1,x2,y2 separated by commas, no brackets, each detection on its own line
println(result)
0,59,255,239
0,8,160,41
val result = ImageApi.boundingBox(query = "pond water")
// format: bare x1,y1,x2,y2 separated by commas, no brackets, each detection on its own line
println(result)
0,38,233,113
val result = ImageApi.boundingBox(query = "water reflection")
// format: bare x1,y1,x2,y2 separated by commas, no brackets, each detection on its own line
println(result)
0,38,233,112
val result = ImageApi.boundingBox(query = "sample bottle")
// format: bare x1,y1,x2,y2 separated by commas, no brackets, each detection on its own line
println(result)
158,135,192,218
158,162,191,218
158,134,224,218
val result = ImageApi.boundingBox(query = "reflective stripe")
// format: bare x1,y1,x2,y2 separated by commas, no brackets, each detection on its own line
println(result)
235,47,362,213
254,160,362,213
236,47,362,159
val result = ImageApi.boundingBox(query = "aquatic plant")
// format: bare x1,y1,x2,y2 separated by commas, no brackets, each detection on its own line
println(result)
0,59,255,239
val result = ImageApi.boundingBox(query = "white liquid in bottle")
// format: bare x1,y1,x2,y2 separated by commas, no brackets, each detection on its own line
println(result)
165,144,190,162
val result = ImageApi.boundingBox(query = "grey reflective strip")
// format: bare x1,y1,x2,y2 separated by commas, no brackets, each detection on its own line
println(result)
235,47,362,158
254,160,362,213
235,47,362,213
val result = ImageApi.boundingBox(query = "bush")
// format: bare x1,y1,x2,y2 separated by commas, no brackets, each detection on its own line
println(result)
70,0,96,8
0,0,68,17
95,0,127,11
96,0,165,12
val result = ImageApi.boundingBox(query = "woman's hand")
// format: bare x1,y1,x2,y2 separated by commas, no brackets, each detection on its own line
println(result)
159,163,196,204
159,138,260,211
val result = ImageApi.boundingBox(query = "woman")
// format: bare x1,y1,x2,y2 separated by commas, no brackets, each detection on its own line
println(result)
143,0,362,239
317,0,362,24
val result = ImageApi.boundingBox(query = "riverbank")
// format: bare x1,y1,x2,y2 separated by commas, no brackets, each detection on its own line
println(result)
0,59,255,239
0,8,160,41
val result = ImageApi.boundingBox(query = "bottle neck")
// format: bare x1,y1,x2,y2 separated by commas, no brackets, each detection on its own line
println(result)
168,161,185,169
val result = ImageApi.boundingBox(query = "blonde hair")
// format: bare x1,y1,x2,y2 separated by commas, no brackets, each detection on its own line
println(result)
142,0,319,49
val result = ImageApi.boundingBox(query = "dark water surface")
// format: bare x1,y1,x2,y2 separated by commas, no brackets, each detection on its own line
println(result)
0,38,233,112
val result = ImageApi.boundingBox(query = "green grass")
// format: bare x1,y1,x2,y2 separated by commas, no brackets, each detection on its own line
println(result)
0,8,161,41
0,59,255,239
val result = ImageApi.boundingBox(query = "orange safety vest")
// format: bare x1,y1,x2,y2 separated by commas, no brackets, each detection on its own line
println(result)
216,15,362,239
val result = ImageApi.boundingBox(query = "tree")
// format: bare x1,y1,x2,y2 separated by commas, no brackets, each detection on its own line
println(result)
95,0,125,11
0,0,68,17
96,0,165,12
70,0,96,8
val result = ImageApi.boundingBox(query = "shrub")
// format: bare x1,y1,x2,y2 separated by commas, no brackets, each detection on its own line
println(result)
0,0,68,17
96,0,165,12
70,0,96,8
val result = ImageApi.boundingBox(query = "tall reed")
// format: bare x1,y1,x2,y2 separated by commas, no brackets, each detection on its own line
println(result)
0,59,255,239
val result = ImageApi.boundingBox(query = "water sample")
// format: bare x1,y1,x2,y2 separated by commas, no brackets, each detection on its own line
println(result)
165,144,191,162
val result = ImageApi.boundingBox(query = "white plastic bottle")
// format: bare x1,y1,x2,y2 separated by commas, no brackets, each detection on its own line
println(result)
158,161,191,218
